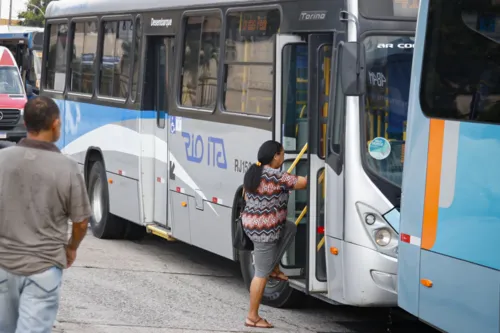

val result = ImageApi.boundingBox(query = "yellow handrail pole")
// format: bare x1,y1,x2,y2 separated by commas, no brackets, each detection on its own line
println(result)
294,206,308,226
317,236,325,251
287,143,308,173
318,170,325,183
295,104,307,137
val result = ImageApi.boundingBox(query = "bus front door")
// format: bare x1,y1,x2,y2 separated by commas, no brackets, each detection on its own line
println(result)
275,33,334,294
150,36,175,229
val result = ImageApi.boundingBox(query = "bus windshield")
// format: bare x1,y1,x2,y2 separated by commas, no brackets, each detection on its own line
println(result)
363,35,414,187
0,67,24,95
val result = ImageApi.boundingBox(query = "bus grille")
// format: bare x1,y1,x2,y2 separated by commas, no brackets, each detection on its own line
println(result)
0,109,20,128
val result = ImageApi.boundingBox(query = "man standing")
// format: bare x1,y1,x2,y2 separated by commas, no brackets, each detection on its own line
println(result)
0,96,92,333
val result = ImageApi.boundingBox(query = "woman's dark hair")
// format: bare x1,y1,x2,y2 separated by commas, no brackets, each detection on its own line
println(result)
243,140,283,193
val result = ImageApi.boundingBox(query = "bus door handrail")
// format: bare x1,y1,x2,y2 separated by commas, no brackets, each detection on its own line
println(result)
286,142,327,251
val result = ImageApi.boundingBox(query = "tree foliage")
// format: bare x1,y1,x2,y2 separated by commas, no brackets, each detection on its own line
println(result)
17,0,53,27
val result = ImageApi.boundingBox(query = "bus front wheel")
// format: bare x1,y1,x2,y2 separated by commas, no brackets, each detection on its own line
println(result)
238,249,304,308
87,160,125,239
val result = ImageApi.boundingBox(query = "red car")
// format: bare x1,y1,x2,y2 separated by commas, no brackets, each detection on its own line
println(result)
0,46,27,143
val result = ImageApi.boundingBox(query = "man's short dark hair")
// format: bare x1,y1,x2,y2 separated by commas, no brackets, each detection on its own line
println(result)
24,96,60,133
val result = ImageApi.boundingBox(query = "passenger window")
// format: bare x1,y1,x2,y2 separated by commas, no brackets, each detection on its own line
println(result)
131,17,142,101
180,15,221,109
223,9,280,116
280,159,308,268
99,20,133,99
421,2,500,124
282,44,308,152
45,23,68,91
330,48,343,156
319,45,333,158
70,21,97,94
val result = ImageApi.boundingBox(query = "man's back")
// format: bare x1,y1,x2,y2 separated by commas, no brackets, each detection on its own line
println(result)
0,142,85,275
0,96,91,333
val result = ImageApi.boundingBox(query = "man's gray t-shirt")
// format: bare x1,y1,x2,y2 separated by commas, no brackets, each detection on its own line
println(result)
0,139,92,275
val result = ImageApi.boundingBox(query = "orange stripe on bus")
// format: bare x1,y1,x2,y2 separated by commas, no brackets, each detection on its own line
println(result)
421,119,445,250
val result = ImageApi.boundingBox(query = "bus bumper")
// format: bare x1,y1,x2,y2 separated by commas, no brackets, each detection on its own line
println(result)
339,240,398,306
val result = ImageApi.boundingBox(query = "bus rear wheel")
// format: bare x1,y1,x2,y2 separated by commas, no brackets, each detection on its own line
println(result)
87,160,125,239
239,249,304,308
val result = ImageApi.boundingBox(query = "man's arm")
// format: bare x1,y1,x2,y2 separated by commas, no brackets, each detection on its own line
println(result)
68,219,88,250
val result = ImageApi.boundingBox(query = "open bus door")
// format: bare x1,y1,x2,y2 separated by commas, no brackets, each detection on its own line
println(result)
275,33,340,295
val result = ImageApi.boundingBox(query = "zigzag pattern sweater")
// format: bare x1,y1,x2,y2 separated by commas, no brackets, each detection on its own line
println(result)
242,166,298,243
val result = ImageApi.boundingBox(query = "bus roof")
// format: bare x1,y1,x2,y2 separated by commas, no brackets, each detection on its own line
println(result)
46,0,284,18
0,25,44,34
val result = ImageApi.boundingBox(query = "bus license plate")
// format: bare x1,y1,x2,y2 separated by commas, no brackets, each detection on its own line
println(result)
0,133,7,139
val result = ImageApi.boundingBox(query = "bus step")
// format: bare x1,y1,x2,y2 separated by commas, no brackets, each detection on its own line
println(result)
146,224,176,242
288,278,307,293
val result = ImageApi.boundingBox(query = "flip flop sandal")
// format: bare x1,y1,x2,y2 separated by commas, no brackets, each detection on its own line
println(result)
245,317,274,328
270,271,289,282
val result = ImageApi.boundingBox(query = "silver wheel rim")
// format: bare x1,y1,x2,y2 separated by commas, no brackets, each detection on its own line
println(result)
91,178,103,224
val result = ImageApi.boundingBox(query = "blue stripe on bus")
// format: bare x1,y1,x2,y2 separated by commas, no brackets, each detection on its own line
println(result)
53,99,159,149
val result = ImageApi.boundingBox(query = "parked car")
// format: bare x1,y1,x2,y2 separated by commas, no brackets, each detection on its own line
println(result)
0,46,27,143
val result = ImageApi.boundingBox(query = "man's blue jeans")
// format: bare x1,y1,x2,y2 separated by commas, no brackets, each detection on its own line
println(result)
0,266,62,333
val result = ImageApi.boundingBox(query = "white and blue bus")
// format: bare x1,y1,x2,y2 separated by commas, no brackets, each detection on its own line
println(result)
43,0,418,308
398,0,500,332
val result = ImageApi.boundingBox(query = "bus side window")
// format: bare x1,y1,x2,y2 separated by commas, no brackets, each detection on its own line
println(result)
281,43,308,153
131,17,142,102
222,9,280,116
98,20,133,99
70,21,98,95
45,23,68,91
179,14,221,109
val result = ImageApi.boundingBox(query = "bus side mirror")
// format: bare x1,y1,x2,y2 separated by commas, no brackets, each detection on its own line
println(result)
340,42,366,96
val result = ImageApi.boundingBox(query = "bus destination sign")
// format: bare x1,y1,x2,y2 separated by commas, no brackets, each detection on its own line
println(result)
240,12,269,37
360,0,419,19
393,0,419,17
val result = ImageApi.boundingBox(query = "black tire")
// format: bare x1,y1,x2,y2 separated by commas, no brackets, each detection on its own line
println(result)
87,160,125,239
123,220,146,241
239,249,304,308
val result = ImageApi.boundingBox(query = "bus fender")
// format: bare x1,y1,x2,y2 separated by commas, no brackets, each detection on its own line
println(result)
84,147,106,186
231,185,245,261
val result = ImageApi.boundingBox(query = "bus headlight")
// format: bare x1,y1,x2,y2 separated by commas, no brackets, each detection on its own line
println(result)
375,228,391,246
356,202,399,258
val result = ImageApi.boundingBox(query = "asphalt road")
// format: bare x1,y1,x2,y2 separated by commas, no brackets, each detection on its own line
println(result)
53,229,439,333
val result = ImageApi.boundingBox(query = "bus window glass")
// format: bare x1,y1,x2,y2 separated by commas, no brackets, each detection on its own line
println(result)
318,45,332,158
282,44,308,152
71,21,97,94
363,36,414,186
180,15,221,109
223,9,280,116
131,17,142,101
46,23,68,91
99,20,133,99
421,0,500,124
30,50,42,89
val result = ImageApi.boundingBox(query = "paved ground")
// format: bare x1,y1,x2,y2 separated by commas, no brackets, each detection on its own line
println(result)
53,229,438,333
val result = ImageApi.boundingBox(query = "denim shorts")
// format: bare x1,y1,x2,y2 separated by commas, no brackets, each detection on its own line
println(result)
0,266,63,333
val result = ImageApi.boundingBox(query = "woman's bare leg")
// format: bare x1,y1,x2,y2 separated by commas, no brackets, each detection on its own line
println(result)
246,277,273,328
